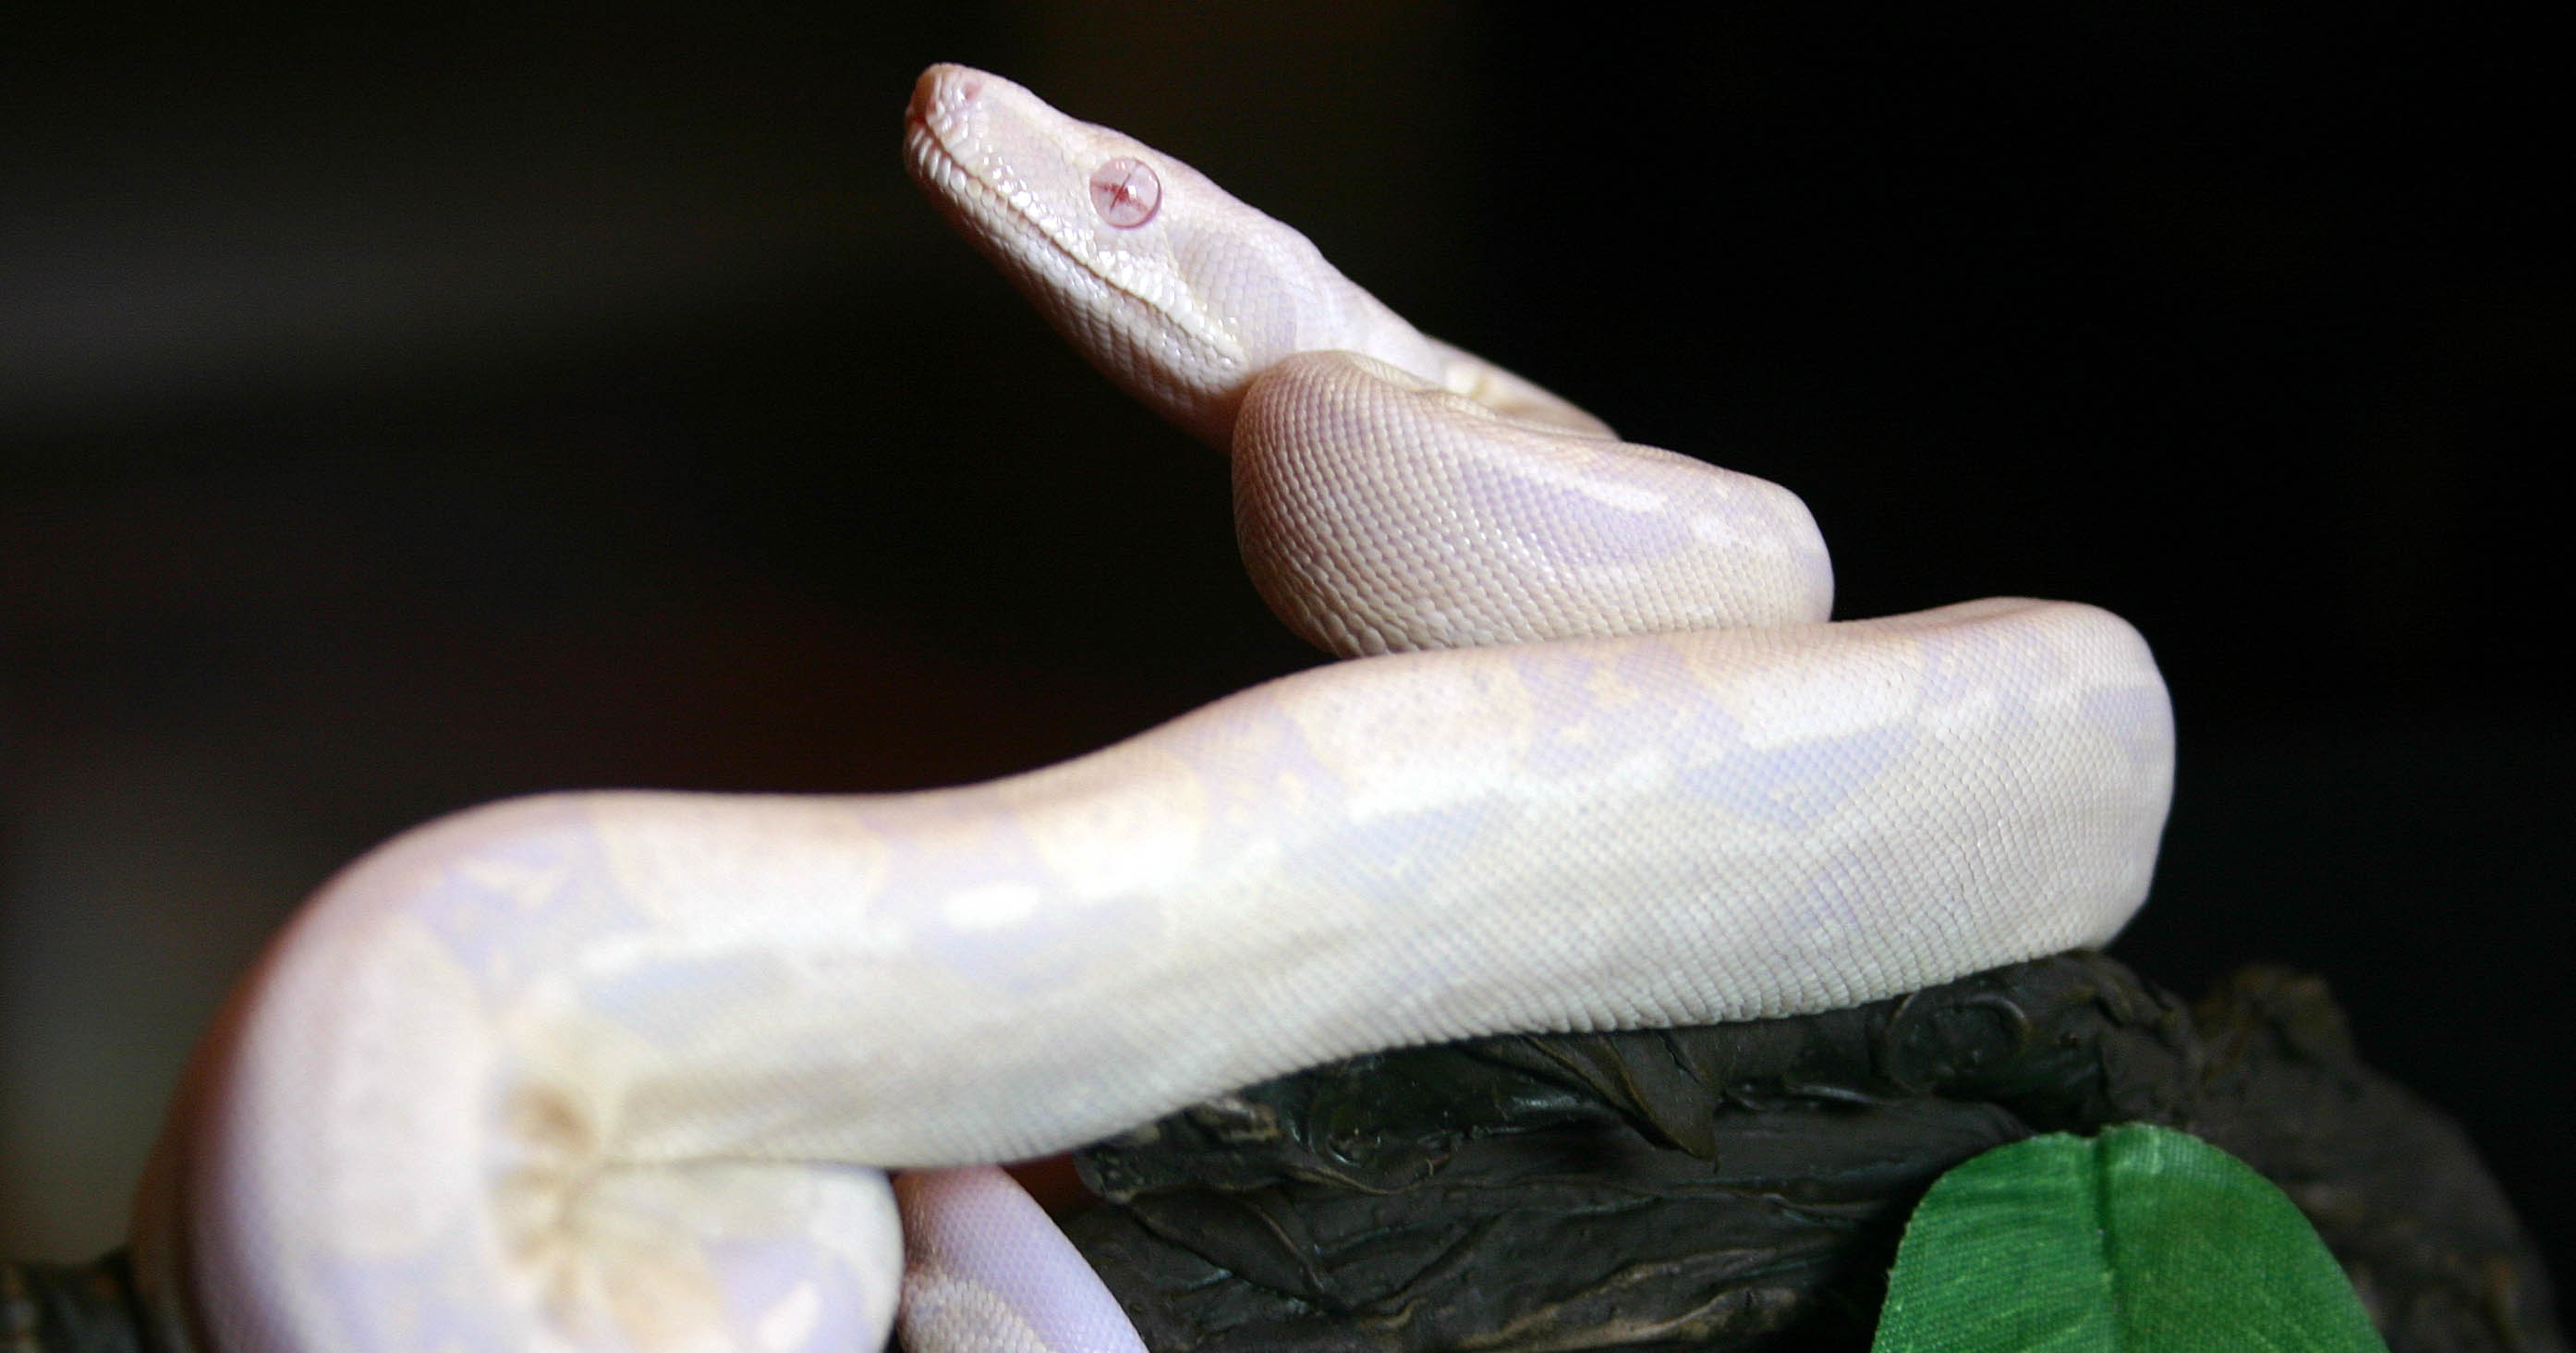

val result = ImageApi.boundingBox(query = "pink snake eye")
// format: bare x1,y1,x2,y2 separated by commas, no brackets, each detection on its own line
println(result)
1088,157,1161,227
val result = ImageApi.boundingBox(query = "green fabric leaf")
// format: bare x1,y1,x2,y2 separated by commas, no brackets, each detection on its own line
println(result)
1873,1123,2386,1353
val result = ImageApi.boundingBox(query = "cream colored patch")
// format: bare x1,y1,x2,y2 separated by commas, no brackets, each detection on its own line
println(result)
755,1280,822,1351
593,796,895,930
1279,656,1534,820
456,853,575,913
903,1276,1055,1353
941,883,1044,931
996,745,1208,899
310,916,490,1259
1702,635,1922,747
1584,658,1646,711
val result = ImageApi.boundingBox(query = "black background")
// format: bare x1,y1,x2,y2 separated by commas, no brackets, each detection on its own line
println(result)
3,0,2565,1308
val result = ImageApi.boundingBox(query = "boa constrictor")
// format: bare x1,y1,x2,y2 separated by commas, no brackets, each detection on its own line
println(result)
125,64,2174,1353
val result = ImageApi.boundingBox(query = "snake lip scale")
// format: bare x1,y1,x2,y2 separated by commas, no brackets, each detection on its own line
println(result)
905,98,1245,427
905,88,1237,380
123,63,2176,1353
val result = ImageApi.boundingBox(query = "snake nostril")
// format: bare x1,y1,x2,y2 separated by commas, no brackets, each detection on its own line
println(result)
1088,156,1161,227
910,65,985,127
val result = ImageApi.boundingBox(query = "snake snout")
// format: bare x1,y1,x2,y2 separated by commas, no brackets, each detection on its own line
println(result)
908,64,987,127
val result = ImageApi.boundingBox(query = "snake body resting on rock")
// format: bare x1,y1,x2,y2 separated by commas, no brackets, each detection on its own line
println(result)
123,66,2174,1353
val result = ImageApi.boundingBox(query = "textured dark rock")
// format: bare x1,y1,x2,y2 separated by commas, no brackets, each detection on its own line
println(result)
1066,954,2563,1353
2,1250,150,1353
9,958,2557,1352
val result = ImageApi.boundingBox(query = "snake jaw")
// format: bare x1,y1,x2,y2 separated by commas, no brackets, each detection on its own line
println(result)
904,65,1256,444
904,66,1618,454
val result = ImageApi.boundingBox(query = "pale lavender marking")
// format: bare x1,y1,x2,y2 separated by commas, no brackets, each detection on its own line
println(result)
1910,616,2057,728
1683,723,1917,834
1510,640,1920,831
1501,640,1706,781
1789,846,1954,1003
712,1229,882,1353
2082,686,2173,769
1451,457,1696,567
412,814,646,1003
1152,696,1352,858
900,1167,1147,1353
1265,796,1503,920
855,793,1172,998
317,1239,521,1353
1173,694,1510,999
916,883,1170,999
1161,689,1508,908
579,949,793,1048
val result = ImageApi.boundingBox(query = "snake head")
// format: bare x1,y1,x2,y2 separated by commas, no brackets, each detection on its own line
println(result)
904,64,1466,449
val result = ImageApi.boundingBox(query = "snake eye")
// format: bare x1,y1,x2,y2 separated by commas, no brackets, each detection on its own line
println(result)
1088,157,1161,227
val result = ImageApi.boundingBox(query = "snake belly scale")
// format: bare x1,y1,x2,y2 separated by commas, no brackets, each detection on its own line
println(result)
121,65,2174,1353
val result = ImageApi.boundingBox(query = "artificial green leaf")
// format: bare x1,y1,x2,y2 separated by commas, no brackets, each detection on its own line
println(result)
1873,1123,2385,1352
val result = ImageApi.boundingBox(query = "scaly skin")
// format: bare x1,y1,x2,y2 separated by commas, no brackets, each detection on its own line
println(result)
123,64,2173,1353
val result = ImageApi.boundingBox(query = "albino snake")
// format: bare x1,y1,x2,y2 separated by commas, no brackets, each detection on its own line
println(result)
123,64,2174,1353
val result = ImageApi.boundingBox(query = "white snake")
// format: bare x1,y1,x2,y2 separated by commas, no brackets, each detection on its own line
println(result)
123,65,2174,1353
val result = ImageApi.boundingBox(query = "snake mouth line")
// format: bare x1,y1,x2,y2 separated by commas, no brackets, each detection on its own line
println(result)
903,113,1238,376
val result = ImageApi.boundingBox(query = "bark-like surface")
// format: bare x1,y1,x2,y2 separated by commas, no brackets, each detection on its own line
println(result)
9,957,2557,1351
1,1249,148,1353
1067,954,2562,1353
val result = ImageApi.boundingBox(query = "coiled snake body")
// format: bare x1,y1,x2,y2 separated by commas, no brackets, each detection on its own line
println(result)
126,66,2174,1353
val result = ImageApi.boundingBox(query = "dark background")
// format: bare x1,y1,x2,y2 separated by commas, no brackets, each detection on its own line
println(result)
3,0,2564,1306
